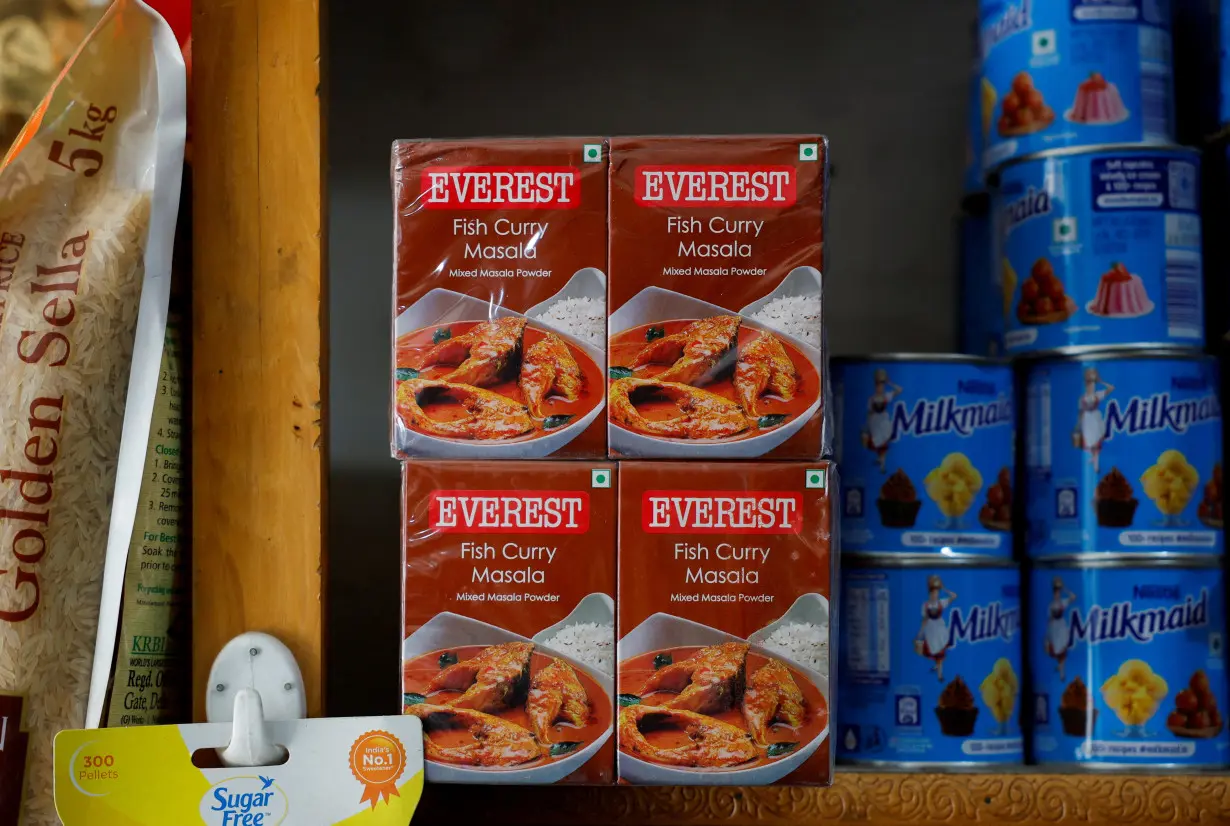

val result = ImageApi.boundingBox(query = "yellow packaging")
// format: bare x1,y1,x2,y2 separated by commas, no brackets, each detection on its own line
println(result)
55,716,424,825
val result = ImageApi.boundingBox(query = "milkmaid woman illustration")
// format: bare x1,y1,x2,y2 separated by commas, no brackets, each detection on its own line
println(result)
862,368,903,473
1073,367,1114,473
915,574,957,682
1045,576,1077,681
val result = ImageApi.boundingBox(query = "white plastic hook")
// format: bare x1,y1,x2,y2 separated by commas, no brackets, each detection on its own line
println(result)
206,632,306,768
218,688,287,767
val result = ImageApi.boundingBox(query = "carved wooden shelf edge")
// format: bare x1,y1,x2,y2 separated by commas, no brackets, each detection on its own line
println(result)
414,773,1230,825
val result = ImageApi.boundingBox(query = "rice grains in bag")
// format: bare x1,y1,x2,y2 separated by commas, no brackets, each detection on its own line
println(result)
0,1,185,822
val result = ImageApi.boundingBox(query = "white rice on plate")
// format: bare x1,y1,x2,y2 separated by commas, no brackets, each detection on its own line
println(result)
541,621,614,676
749,294,821,349
761,621,829,674
530,296,605,347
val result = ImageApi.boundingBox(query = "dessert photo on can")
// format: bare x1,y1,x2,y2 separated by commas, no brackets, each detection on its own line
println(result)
978,0,1174,168
616,461,836,785
401,462,617,784
1029,559,1230,768
994,146,1203,355
1066,71,1130,125
837,558,1023,768
996,71,1056,137
391,138,609,459
607,136,828,459
833,356,1015,558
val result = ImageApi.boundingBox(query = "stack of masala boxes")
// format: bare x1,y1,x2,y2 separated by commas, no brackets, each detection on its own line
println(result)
392,138,618,786
609,137,835,787
391,135,834,787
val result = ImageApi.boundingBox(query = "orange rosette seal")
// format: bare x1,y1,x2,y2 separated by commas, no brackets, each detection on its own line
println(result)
349,730,408,808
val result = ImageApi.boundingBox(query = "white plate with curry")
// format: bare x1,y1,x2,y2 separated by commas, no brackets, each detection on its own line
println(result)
402,612,615,784
394,289,606,458
616,612,830,786
608,287,822,458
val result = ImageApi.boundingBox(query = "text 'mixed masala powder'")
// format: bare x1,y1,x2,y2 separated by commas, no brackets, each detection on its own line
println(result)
402,461,617,784
616,460,836,786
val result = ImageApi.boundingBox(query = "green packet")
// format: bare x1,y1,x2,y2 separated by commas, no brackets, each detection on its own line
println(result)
104,313,189,727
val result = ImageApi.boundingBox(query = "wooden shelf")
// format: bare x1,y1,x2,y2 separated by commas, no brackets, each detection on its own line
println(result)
413,772,1230,825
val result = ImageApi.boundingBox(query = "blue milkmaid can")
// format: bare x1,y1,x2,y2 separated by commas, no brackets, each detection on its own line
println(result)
838,556,1023,767
965,20,989,196
979,0,1174,169
1221,0,1230,125
1030,558,1230,768
994,145,1204,355
1024,351,1223,559
959,209,1001,357
966,63,989,196
833,356,1015,558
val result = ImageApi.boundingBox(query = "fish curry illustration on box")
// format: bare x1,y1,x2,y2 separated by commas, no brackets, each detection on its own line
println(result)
391,138,608,459
617,461,836,785
402,462,617,784
607,136,829,459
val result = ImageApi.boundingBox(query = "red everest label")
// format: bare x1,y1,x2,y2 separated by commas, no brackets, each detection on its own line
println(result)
429,491,591,533
634,165,797,207
641,492,803,534
421,166,581,209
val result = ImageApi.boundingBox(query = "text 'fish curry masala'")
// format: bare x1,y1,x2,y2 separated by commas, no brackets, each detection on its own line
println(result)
404,641,611,769
618,642,827,770
396,317,602,441
608,315,817,442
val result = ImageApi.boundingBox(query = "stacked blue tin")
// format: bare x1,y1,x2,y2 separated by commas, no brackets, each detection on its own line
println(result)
832,354,1022,768
834,0,1230,771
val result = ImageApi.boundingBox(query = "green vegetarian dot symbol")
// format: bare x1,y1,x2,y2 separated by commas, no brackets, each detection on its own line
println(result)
810,473,821,485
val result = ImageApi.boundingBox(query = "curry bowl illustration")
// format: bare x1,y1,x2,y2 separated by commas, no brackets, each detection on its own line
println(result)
608,288,822,459
402,612,614,784
394,289,606,459
616,613,829,786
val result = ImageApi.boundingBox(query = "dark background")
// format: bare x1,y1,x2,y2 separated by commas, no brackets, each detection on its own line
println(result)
326,0,974,717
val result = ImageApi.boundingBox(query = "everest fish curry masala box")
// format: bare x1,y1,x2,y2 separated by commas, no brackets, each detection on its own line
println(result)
607,136,828,459
617,461,836,786
391,138,607,460
402,462,617,784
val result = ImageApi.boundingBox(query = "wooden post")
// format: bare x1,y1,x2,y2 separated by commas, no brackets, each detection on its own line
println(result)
191,0,325,720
